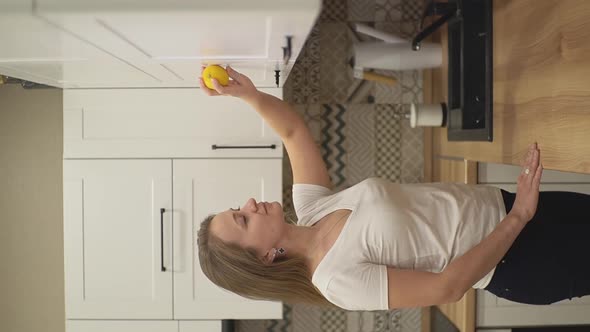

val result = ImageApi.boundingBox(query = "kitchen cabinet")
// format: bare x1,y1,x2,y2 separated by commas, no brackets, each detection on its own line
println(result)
173,159,282,319
66,320,223,332
66,320,178,332
0,6,134,88
0,0,320,88
179,321,223,332
53,6,296,322
63,158,282,320
63,88,283,159
0,2,175,88
63,159,173,319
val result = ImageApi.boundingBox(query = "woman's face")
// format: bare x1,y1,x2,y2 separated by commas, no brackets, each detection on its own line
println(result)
210,197,285,260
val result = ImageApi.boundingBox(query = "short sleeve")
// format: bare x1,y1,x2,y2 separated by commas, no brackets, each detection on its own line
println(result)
292,183,332,221
324,263,388,311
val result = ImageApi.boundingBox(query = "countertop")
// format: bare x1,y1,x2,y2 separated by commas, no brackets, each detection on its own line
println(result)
430,0,590,175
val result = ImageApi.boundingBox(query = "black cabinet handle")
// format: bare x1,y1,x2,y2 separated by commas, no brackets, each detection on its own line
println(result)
282,35,292,64
211,144,276,150
160,208,166,272
275,69,281,88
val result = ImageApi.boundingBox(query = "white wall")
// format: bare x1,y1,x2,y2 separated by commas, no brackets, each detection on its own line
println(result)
0,84,64,332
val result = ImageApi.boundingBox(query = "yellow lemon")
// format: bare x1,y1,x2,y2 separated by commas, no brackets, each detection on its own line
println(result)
202,65,229,89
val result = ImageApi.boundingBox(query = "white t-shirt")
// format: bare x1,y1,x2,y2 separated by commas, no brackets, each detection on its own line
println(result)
292,177,507,311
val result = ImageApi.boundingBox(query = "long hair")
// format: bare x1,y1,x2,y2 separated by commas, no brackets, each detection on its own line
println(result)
196,211,336,308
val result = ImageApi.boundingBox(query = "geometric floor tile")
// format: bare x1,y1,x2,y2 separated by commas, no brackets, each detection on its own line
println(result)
284,24,320,105
375,0,403,22
320,309,347,332
401,113,424,183
321,104,348,190
375,104,402,183
320,23,354,104
345,104,377,185
348,0,376,22
401,70,423,104
320,0,348,22
401,0,424,22
374,69,403,104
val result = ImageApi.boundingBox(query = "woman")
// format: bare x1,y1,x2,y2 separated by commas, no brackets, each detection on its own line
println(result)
196,66,590,311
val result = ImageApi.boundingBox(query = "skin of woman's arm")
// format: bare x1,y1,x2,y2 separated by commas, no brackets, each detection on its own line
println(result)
203,65,305,140
243,90,332,188
242,91,304,140
204,66,331,187
443,144,542,301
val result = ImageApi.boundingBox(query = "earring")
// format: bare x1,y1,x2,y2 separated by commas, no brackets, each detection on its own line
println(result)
271,247,285,261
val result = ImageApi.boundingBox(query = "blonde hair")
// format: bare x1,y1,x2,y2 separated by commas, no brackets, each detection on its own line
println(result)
196,210,336,308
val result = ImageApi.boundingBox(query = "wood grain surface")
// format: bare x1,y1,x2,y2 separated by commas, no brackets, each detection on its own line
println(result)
430,0,590,174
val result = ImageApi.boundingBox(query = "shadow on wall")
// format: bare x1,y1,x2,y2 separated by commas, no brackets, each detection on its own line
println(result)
0,83,65,332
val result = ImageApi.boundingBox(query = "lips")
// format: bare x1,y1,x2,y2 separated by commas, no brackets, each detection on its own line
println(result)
258,202,268,214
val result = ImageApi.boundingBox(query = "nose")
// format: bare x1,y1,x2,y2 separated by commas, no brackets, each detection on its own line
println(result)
246,197,257,209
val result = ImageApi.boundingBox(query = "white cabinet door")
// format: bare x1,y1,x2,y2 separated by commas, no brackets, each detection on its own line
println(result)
0,0,31,10
0,7,173,88
63,88,283,159
32,0,320,87
66,320,178,332
154,59,294,88
63,160,173,319
172,159,283,319
179,321,222,332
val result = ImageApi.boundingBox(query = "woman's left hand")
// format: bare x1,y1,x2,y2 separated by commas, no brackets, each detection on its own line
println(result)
509,142,544,223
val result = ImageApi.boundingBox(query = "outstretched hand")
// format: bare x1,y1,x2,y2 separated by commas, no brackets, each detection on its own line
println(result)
199,65,258,101
509,142,543,223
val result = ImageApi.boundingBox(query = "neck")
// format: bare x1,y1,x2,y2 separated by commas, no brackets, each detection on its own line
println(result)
278,223,318,261
278,211,348,264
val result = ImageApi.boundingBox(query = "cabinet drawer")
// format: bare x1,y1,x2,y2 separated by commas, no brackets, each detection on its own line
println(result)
66,320,177,332
66,320,225,332
179,321,222,332
64,88,283,158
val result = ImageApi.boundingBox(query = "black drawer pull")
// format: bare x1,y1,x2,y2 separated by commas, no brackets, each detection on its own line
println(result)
160,208,166,272
211,144,276,150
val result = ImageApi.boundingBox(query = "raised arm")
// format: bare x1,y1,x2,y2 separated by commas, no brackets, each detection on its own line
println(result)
200,66,332,188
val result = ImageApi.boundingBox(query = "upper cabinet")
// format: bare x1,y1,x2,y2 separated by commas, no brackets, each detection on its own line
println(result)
0,0,32,10
0,0,321,88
